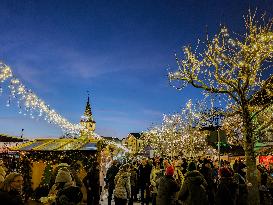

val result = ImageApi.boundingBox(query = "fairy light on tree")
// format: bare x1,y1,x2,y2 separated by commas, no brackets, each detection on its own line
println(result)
168,11,273,204
142,100,215,158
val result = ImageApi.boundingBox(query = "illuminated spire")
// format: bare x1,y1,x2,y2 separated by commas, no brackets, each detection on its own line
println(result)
84,94,93,119
80,92,96,133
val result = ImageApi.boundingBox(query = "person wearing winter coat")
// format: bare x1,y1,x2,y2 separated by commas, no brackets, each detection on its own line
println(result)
215,167,238,205
114,164,131,205
129,163,138,205
0,172,24,205
200,159,215,205
106,160,119,205
178,162,209,205
44,169,83,205
233,172,248,205
139,158,152,205
156,166,180,205
150,161,164,205
83,162,100,205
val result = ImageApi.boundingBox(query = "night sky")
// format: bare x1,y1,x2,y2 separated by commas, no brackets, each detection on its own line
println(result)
0,0,272,138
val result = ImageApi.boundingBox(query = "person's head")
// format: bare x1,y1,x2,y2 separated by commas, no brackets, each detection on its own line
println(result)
141,158,147,166
219,167,232,178
112,160,118,166
163,159,170,168
55,170,72,184
165,166,174,176
120,164,130,172
92,161,100,170
203,159,211,168
0,172,23,192
187,162,197,172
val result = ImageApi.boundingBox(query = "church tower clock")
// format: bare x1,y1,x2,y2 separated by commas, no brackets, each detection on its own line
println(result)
80,95,96,137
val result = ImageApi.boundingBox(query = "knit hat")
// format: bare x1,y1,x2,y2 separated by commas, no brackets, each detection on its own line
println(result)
219,167,232,178
55,170,72,183
165,166,174,176
187,162,197,171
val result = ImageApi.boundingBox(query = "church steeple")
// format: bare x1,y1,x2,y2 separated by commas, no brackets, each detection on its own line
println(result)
80,93,96,135
84,95,93,120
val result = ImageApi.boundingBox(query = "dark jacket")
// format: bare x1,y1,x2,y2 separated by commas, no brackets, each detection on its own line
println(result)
200,166,215,204
156,175,180,205
105,165,119,189
178,170,209,205
215,177,238,205
0,189,24,205
139,164,152,186
56,185,83,205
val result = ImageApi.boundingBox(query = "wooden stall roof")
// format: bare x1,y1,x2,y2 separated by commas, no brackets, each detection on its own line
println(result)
9,138,99,151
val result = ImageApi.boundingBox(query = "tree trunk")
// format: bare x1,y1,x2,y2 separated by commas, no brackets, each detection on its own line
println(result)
242,106,259,205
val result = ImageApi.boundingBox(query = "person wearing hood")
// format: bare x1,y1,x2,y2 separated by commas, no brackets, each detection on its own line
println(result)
44,169,82,205
156,165,180,205
178,162,209,205
215,167,238,205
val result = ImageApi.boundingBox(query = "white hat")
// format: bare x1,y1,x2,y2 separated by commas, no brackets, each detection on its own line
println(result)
55,170,72,183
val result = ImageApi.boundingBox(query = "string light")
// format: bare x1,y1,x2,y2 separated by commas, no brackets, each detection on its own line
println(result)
0,62,130,153
167,11,272,197
142,99,216,158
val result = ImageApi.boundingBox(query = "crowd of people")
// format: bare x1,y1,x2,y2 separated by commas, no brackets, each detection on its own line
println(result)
0,156,272,205
104,157,273,205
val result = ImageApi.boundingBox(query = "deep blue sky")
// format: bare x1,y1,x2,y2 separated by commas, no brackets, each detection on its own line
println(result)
0,0,272,139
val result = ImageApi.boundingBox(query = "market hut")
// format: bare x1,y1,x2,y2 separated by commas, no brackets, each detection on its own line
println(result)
9,136,103,202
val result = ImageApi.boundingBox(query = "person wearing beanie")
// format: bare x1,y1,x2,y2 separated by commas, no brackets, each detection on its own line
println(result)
47,169,74,201
156,166,180,205
55,170,73,184
178,162,209,205
166,165,174,176
53,169,83,205
215,167,238,205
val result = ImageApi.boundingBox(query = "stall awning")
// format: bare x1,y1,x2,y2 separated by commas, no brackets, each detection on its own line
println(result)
9,138,99,151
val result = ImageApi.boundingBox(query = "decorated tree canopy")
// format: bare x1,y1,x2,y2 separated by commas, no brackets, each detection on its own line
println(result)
142,100,216,158
168,11,273,204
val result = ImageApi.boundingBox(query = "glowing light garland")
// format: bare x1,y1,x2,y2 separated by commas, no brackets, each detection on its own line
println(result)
168,12,273,148
142,100,216,158
0,62,82,135
0,62,130,153
167,11,273,200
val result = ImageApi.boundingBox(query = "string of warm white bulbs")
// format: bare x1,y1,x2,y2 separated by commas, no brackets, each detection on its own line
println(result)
0,62,131,153
0,62,83,135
